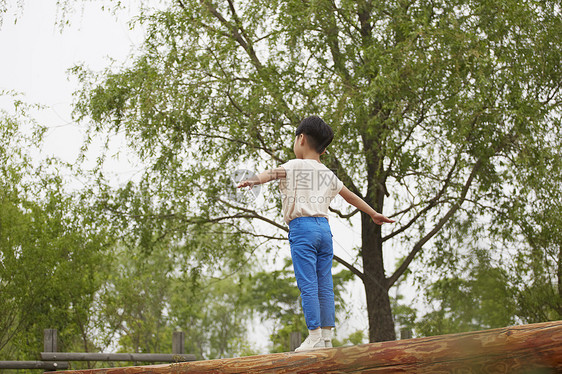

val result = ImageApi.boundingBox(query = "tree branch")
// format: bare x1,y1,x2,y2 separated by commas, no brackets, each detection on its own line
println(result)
200,0,263,69
215,90,286,164
386,93,428,176
237,229,287,241
383,149,463,242
176,0,186,10
388,199,426,219
334,254,364,280
357,0,373,43
216,198,289,232
329,206,360,219
200,0,299,124
330,0,361,35
386,159,483,289
194,213,288,235
191,131,284,164
322,5,351,82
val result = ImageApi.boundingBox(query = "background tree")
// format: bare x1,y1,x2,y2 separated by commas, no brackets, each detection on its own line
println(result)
0,92,112,364
83,177,265,359
91,236,258,360
0,91,271,367
507,129,562,323
397,113,562,337
414,250,518,336
70,0,561,342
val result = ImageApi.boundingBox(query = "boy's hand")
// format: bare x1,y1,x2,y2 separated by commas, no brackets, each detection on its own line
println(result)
237,179,255,189
371,212,395,225
339,186,396,225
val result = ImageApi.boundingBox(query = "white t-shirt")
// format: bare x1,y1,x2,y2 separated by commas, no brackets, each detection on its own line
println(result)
279,158,344,225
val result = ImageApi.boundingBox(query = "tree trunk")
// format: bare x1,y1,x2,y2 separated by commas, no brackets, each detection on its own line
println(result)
361,211,396,342
360,125,395,342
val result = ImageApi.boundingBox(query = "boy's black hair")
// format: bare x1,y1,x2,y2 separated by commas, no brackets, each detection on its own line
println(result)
295,116,334,154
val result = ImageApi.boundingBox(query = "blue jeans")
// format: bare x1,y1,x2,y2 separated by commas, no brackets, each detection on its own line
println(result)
288,216,335,330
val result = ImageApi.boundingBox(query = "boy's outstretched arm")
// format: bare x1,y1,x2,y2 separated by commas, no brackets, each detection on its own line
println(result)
339,186,395,225
237,167,286,188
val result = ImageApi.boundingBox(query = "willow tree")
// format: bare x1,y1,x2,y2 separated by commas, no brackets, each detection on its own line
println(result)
72,0,561,342
0,92,113,359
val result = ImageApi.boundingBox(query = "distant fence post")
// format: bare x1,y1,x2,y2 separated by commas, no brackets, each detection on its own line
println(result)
43,329,63,371
172,331,185,355
44,329,58,353
400,328,413,340
289,332,302,352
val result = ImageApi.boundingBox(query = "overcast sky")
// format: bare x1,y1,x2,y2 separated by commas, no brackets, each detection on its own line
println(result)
1,0,416,350
0,0,145,180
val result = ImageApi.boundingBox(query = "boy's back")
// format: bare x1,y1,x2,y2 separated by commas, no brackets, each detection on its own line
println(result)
279,158,343,225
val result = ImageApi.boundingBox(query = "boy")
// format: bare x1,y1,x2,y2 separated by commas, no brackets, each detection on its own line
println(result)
237,116,394,352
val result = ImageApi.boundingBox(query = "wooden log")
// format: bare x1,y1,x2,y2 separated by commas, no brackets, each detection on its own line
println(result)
41,353,196,363
49,320,562,374
0,361,68,370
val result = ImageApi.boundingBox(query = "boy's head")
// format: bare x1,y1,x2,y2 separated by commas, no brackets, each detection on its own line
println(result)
294,116,334,155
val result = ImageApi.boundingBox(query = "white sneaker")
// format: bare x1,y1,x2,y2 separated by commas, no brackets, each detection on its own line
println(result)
294,335,325,352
